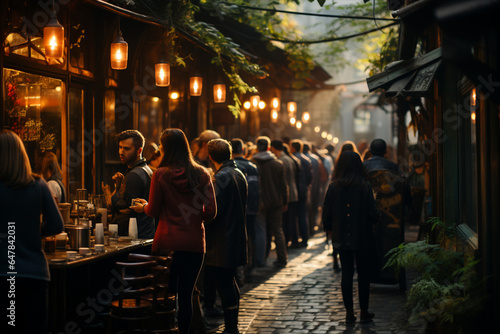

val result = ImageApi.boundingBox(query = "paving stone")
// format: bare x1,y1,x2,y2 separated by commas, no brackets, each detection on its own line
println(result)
211,232,426,334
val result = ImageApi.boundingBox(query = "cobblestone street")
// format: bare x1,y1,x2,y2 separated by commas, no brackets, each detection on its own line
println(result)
210,230,425,334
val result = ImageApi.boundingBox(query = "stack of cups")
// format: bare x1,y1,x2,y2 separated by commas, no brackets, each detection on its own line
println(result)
95,223,104,245
97,208,108,229
129,218,138,240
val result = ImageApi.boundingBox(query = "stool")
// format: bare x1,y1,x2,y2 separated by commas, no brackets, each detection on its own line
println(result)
107,260,156,333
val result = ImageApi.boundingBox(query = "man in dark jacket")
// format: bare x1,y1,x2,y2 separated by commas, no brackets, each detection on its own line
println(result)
103,129,155,239
364,138,412,210
290,139,312,248
231,138,260,272
252,136,288,267
363,139,400,174
206,139,248,334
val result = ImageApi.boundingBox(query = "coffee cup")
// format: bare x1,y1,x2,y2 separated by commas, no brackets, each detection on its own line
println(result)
66,251,77,260
79,247,90,255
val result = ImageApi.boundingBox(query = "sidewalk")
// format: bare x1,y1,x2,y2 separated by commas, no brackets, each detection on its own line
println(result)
209,230,425,334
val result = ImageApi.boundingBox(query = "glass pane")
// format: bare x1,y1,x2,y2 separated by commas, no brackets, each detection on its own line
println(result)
5,32,27,48
139,96,163,145
104,89,119,163
3,68,63,172
6,32,29,57
68,88,84,195
465,90,478,232
30,36,45,60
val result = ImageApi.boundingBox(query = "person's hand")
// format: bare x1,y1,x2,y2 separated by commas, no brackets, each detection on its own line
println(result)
130,198,147,213
101,182,112,208
112,172,124,189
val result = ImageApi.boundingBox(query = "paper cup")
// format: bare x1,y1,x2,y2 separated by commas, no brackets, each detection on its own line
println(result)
108,224,118,239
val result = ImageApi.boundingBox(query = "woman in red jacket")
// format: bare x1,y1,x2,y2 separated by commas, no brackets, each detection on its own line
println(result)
132,128,216,334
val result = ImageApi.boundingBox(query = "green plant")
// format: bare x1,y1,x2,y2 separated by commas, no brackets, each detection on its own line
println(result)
384,217,483,333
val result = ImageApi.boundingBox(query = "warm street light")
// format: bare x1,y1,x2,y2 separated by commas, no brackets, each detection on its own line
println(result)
271,109,278,122
258,101,266,110
271,97,280,110
190,76,203,96
213,84,226,103
44,9,64,59
170,92,179,100
110,30,128,70
250,95,260,111
155,61,170,86
302,111,310,124
243,101,251,109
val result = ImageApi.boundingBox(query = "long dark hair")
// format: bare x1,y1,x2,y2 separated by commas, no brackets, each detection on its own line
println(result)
333,151,369,187
0,130,35,188
159,128,205,188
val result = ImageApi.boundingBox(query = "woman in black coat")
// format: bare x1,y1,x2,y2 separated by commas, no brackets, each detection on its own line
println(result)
322,151,380,324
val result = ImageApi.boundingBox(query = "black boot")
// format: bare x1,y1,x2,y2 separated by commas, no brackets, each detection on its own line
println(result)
222,306,239,334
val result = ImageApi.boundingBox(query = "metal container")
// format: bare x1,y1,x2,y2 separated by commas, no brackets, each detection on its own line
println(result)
66,226,91,250
58,203,72,226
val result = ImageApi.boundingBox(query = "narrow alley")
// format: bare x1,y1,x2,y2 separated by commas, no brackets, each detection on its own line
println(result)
208,230,424,334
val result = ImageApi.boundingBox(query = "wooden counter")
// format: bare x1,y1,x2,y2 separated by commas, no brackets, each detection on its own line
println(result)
47,239,153,333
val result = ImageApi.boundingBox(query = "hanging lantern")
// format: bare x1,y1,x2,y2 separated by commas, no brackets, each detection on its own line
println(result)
302,111,310,124
290,117,296,125
296,121,302,130
213,84,226,103
44,10,64,59
243,101,251,110
110,30,128,70
271,97,280,110
287,101,297,114
258,101,266,110
314,126,321,133
250,95,260,111
190,76,203,96
271,109,278,123
155,61,170,87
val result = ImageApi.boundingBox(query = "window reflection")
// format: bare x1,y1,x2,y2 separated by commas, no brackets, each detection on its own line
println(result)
3,68,63,172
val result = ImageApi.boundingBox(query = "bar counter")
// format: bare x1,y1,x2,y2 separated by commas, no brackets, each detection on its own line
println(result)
47,238,153,333
46,238,153,268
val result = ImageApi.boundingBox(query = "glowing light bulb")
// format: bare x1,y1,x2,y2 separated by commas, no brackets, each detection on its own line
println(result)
49,36,57,50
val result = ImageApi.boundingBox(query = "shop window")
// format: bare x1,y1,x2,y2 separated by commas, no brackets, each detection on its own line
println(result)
3,68,64,173
354,109,371,133
68,87,84,195
458,88,478,233
139,96,163,145
4,33,44,60
104,89,119,164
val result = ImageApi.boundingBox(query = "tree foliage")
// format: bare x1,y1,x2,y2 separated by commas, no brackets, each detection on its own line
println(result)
115,0,398,115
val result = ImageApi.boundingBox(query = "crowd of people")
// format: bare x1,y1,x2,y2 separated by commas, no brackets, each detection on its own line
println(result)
1,125,406,333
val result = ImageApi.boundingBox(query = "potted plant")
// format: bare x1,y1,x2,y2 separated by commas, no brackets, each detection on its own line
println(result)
384,217,483,334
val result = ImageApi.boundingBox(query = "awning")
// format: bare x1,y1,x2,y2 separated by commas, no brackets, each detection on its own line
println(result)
366,48,442,97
